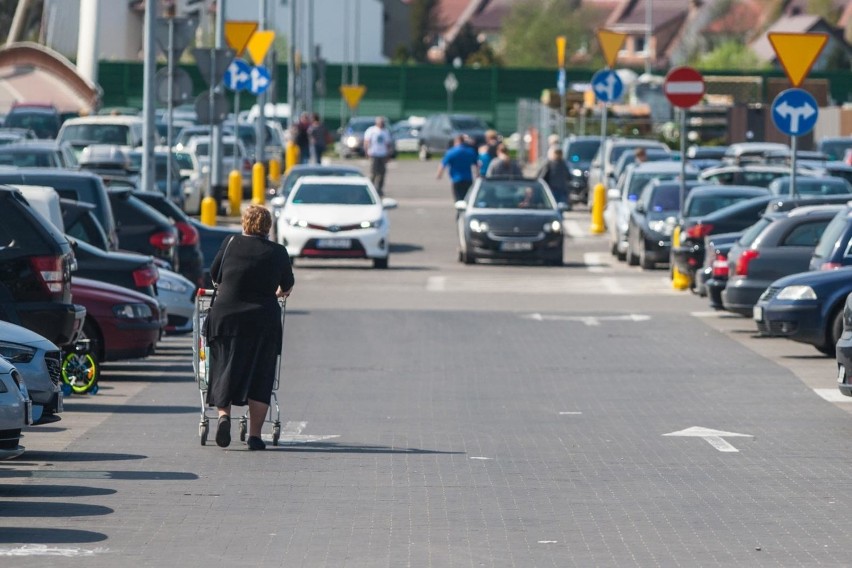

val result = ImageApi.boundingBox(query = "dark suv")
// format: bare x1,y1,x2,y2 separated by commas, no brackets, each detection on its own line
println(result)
0,187,85,348
418,114,488,160
3,104,62,139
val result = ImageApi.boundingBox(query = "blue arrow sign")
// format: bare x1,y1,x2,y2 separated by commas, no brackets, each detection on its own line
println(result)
556,69,566,97
223,58,251,92
590,69,623,103
248,65,271,96
771,88,818,136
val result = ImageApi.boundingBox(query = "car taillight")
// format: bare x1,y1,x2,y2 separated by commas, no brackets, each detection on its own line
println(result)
149,231,177,250
821,262,842,270
29,255,65,299
712,253,729,278
735,249,759,276
132,265,159,288
243,159,252,170
685,223,714,240
175,221,199,246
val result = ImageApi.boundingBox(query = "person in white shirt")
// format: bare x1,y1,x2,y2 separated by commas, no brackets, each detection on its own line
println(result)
363,117,392,196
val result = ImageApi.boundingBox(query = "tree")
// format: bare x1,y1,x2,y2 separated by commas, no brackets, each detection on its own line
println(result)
693,40,768,70
410,0,438,63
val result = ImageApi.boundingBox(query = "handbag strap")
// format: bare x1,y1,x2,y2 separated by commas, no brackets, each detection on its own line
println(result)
213,235,236,287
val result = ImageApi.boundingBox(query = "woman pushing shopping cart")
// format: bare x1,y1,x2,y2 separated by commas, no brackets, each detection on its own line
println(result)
193,205,294,450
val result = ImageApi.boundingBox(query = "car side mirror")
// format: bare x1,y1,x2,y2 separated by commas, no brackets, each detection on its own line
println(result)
455,200,467,211
271,196,286,208
381,197,398,210
607,188,620,201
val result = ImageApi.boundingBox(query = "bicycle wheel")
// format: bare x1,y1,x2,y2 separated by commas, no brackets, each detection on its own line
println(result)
61,351,99,394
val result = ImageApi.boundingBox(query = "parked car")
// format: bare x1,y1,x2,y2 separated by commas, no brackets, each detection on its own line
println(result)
185,135,252,195
0,187,85,349
804,162,852,186
278,176,396,268
70,237,160,299
0,168,120,251
0,358,31,459
418,114,488,160
172,149,204,214
698,232,741,308
611,148,673,184
818,137,852,162
0,127,37,145
126,149,184,206
766,175,852,197
0,140,77,168
588,138,670,196
156,268,196,335
338,116,389,159
669,185,770,277
56,115,144,158
561,135,601,204
3,103,62,139
698,164,804,187
0,320,62,425
455,177,564,265
108,189,179,269
722,205,842,316
809,204,852,271
133,191,203,286
625,179,702,269
189,219,240,287
721,142,789,165
391,120,421,154
754,267,852,356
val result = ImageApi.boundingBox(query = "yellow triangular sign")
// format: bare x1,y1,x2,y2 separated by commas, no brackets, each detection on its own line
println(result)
340,85,366,110
596,29,627,68
224,21,258,57
767,32,828,87
246,30,276,66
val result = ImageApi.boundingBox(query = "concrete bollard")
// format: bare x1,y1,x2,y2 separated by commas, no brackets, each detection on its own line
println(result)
285,141,299,173
228,170,242,217
252,162,266,205
269,158,281,185
200,196,217,227
671,225,691,290
589,183,606,234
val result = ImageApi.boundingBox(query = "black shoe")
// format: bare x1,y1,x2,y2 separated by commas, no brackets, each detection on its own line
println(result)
215,415,231,448
246,436,266,451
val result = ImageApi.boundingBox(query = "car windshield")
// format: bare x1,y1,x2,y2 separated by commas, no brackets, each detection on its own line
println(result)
647,185,683,212
685,194,757,217
174,152,194,170
348,119,375,133
291,183,375,205
472,181,553,210
284,170,362,193
451,117,486,130
62,124,131,145
813,210,849,258
564,140,600,163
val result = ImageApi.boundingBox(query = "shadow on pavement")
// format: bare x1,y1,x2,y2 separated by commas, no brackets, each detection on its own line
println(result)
0,470,199,481
0,484,117,498
20,451,147,462
272,442,465,455
0,501,113,517
62,404,197,414
0,527,107,544
389,242,424,254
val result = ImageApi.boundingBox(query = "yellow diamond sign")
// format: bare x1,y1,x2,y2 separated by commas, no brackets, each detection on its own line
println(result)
246,30,276,66
224,21,258,57
767,32,828,87
596,29,627,69
340,85,366,110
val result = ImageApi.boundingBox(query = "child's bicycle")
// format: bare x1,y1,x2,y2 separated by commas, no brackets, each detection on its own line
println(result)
60,338,99,395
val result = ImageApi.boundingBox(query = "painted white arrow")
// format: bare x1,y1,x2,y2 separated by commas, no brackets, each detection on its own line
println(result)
523,313,650,326
663,426,753,453
775,100,816,134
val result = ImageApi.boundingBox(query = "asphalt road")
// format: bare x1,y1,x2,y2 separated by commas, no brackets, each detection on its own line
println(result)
3,158,851,567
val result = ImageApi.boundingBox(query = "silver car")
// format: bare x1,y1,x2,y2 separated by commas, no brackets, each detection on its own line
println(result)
0,358,32,460
0,321,62,424
157,268,196,335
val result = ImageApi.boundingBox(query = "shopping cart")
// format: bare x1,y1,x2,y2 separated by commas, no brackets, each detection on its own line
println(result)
192,289,286,446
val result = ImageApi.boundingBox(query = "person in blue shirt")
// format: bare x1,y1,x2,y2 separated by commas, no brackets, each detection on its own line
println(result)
437,135,478,201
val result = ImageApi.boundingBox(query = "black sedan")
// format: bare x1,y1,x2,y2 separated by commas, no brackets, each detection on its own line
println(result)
561,135,600,204
754,267,852,356
456,178,564,265
722,205,842,316
107,189,179,270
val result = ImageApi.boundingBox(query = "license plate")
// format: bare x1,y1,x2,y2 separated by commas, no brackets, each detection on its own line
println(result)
753,306,763,322
24,399,32,425
838,365,846,384
316,238,352,249
501,241,533,252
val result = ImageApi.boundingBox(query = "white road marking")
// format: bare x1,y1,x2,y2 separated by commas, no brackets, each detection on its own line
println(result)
0,545,107,557
282,421,307,435
426,276,446,291
538,541,559,544
663,426,753,453
469,456,493,460
523,313,650,326
814,389,852,403
583,252,612,273
564,220,586,238
559,411,582,415
691,311,722,318
600,277,625,295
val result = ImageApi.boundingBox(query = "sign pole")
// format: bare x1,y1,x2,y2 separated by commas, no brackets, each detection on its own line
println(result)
233,90,240,173
599,101,607,166
790,136,797,197
166,16,175,203
679,108,686,216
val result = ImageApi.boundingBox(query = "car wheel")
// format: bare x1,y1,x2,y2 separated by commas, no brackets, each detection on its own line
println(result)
817,308,844,356
418,144,430,161
82,318,103,363
639,242,655,270
610,240,618,256
462,246,475,265
373,256,389,269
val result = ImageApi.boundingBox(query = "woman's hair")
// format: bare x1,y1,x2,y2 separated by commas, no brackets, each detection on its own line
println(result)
242,205,272,237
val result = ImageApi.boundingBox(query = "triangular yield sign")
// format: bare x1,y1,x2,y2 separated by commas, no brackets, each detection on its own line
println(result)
340,85,366,110
767,32,828,87
596,29,627,69
224,21,258,57
246,30,276,66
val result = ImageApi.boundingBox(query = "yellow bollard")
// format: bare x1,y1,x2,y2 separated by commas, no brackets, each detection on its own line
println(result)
285,141,300,173
268,158,281,185
252,162,266,205
589,183,606,234
671,225,691,290
200,196,218,227
228,169,242,217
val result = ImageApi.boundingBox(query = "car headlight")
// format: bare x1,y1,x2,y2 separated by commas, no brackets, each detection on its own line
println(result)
346,136,359,148
571,168,583,177
648,220,674,236
776,285,817,301
0,341,37,364
544,220,562,233
158,278,189,294
286,218,308,228
113,303,154,319
360,219,383,229
469,219,489,233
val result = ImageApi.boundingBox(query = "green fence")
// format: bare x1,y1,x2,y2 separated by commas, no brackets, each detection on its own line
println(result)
98,61,852,134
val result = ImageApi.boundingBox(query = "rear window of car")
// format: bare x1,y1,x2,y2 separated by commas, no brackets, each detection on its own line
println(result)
0,150,57,168
739,217,772,247
685,194,755,217
61,124,132,146
0,199,53,258
781,220,830,247
291,183,375,205
813,210,850,258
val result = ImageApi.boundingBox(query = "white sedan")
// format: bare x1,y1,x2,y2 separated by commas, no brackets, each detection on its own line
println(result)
277,176,396,269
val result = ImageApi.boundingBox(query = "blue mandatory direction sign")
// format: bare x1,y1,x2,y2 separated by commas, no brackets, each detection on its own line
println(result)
248,65,271,96
223,59,251,92
556,69,566,97
590,69,623,103
771,88,819,136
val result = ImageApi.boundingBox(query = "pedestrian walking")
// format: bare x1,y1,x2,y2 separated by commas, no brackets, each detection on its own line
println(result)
363,117,393,196
308,113,328,164
296,112,311,164
537,147,572,209
486,143,523,178
437,135,479,202
205,205,294,451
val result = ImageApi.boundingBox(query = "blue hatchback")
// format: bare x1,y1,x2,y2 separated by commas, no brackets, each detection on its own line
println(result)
810,205,852,271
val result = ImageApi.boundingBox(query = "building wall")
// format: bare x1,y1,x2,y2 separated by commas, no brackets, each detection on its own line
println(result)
43,0,143,61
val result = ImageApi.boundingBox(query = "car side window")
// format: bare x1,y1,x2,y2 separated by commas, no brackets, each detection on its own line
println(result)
781,220,830,246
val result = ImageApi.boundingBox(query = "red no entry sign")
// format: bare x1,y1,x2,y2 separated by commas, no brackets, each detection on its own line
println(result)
664,66,705,108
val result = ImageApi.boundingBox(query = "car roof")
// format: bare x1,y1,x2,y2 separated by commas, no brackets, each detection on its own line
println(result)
631,160,696,173
0,166,101,181
785,204,845,216
62,116,143,126
295,175,372,186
